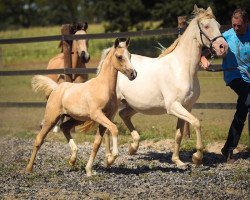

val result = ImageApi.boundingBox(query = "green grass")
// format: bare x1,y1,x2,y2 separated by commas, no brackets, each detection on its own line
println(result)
0,24,248,150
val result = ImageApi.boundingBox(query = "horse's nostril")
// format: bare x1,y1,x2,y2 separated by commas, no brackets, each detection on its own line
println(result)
219,44,224,49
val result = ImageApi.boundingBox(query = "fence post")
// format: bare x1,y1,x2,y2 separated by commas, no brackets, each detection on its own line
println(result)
0,47,2,67
61,24,72,82
177,16,187,37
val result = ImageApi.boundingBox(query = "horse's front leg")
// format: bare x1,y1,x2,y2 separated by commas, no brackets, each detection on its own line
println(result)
85,111,119,176
119,105,140,155
85,125,105,177
168,102,203,166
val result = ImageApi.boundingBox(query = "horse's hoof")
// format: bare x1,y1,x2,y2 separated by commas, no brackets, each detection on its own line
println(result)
69,158,76,166
86,171,92,177
128,144,137,155
25,166,32,173
192,154,202,166
106,156,115,166
177,163,188,170
85,167,92,177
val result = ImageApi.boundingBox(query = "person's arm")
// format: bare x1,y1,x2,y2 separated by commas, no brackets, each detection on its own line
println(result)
200,49,211,69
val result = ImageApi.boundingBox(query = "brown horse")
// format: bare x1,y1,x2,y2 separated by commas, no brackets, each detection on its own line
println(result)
26,38,137,176
47,22,90,84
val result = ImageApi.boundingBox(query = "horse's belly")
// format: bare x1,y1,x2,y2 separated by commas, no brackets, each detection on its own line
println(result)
132,104,166,115
121,88,166,115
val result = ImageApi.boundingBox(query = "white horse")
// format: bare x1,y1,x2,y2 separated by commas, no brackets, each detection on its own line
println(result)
110,5,228,168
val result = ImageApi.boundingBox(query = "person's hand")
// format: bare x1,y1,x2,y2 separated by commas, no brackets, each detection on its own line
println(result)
200,56,210,69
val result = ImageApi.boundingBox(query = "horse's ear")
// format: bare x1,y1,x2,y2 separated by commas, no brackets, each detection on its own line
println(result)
83,22,88,31
206,7,213,15
126,38,130,47
194,4,199,12
114,38,120,48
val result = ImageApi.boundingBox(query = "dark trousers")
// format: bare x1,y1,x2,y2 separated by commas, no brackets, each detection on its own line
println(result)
223,78,250,152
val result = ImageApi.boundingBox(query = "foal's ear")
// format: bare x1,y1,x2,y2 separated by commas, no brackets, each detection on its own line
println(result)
126,38,130,47
114,38,120,48
83,22,88,31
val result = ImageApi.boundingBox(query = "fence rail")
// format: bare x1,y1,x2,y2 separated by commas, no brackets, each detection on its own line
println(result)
0,64,225,76
0,25,230,44
0,102,236,109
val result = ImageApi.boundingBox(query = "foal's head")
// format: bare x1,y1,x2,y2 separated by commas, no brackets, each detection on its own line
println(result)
72,23,90,63
111,38,137,80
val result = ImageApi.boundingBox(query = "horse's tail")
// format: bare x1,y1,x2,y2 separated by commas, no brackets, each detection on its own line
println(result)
158,37,180,58
79,120,97,133
31,75,58,97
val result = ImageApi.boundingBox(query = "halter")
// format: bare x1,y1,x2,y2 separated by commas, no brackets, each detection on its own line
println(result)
197,22,224,59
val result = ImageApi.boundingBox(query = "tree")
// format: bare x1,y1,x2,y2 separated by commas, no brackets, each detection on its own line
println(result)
96,0,148,32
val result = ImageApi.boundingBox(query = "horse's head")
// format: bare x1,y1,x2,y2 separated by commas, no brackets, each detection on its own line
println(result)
112,38,137,81
194,5,228,57
73,28,90,63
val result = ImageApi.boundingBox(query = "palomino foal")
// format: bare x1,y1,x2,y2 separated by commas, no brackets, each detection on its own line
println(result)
26,38,137,176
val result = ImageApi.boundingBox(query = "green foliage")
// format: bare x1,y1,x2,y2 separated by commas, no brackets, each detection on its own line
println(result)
1,0,249,31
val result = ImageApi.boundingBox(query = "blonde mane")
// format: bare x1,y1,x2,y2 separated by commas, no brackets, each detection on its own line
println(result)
96,47,112,74
158,6,215,58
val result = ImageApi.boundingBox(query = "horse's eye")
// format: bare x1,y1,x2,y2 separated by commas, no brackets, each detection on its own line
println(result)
117,55,123,60
204,25,209,29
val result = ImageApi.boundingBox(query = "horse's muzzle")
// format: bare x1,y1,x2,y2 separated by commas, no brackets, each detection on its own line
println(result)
129,70,137,81
80,51,90,63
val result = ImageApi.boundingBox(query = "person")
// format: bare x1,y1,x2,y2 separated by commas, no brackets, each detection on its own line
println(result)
202,8,250,163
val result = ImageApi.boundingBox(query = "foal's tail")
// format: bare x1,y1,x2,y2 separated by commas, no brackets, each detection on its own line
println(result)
31,75,58,97
79,120,97,133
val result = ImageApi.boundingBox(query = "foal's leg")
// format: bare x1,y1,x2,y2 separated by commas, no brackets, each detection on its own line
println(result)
26,115,60,172
60,118,82,166
172,118,186,167
86,110,119,176
85,125,106,177
169,102,203,166
119,106,140,155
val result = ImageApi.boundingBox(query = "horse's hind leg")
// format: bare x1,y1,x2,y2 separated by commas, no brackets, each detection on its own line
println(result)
85,124,106,177
172,118,187,168
52,116,63,133
60,118,82,166
183,121,191,138
26,116,59,172
119,105,140,155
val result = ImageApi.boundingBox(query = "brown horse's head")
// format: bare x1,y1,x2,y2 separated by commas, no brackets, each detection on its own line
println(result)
73,29,90,63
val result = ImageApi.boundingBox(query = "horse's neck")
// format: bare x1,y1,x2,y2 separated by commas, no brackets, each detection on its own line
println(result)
174,19,202,72
97,56,118,93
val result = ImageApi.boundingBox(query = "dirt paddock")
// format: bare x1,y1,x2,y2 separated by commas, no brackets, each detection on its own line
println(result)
0,137,249,199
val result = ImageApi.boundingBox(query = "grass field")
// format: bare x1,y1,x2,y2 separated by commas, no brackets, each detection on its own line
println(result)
0,24,249,150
